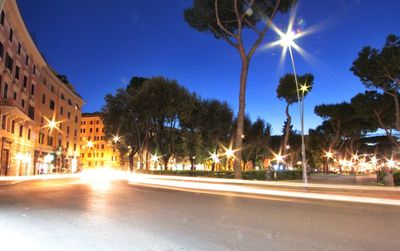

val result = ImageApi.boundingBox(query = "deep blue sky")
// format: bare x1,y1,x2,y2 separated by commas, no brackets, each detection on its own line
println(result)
18,0,400,134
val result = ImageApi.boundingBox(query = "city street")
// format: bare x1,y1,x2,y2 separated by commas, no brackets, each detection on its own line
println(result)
0,176,399,251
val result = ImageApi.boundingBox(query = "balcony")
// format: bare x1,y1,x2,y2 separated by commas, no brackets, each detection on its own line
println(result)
0,98,34,123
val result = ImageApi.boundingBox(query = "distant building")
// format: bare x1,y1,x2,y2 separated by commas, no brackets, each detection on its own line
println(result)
79,113,120,169
0,0,84,176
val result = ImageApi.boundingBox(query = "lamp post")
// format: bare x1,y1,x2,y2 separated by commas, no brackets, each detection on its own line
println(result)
278,31,308,184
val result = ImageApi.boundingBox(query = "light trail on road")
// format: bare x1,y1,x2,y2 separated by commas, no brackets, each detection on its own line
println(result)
129,175,400,206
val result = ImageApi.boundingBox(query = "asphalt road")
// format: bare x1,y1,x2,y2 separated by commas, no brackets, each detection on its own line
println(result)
0,178,399,251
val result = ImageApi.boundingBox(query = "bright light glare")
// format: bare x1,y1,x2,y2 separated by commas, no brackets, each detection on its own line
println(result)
151,154,159,162
210,153,219,163
387,158,396,168
225,148,234,158
87,141,94,148
279,30,296,48
112,135,120,143
325,150,333,159
80,168,129,190
272,152,286,164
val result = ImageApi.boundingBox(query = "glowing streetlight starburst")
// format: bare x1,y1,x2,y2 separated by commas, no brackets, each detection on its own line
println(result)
300,83,310,94
87,141,94,148
150,154,159,162
225,148,234,158
210,153,220,163
387,157,396,168
272,151,286,164
324,150,333,159
42,117,61,132
112,135,120,143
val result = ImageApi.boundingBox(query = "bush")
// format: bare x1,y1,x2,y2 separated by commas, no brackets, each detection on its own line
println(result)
393,170,400,186
376,169,386,182
135,169,302,181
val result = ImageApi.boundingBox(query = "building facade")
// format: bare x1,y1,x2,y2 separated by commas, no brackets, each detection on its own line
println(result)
80,113,120,169
0,0,84,176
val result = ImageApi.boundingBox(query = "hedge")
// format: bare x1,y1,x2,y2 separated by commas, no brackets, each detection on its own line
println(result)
394,170,400,186
135,169,303,181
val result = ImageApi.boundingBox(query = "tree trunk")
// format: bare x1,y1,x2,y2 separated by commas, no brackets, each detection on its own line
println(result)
233,58,249,179
283,103,291,157
163,156,170,171
392,89,400,130
128,152,134,173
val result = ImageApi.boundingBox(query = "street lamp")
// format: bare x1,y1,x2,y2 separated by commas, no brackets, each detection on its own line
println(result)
277,28,309,184
112,134,120,143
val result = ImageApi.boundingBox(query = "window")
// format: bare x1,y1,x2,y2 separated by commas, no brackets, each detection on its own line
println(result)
59,123,62,130
101,153,104,158
96,120,99,124
50,85,54,92
74,116,78,123
101,144,104,149
1,115,6,129
30,84,35,95
95,128,99,133
67,112,70,119
66,142,69,149
28,106,34,120
5,53,13,72
25,54,29,66
33,64,36,75
42,94,46,104
88,153,91,158
68,99,72,106
13,91,16,100
60,106,63,115
58,139,62,147
49,100,55,110
23,76,27,88
67,126,70,135
17,43,21,55
38,133,44,144
0,41,3,59
21,99,25,108
61,93,65,100
9,28,13,42
90,121,93,125
15,65,19,79
89,128,93,133
27,129,31,140
19,125,23,137
3,83,8,98
0,11,4,25
11,120,15,134
74,129,77,137
73,144,76,151
81,153,84,158
47,135,53,146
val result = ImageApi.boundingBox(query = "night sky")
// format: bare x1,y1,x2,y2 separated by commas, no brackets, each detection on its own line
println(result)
18,0,400,134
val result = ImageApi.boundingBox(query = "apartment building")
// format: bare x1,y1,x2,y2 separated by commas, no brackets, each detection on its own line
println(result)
0,0,84,176
80,113,120,169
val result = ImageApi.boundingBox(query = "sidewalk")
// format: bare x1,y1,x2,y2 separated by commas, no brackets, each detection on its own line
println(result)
0,174,79,186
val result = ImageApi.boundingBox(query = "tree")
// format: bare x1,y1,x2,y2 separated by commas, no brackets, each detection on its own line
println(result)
314,102,354,152
351,34,400,130
242,118,271,169
184,0,297,178
102,88,149,172
135,77,196,170
351,91,398,147
276,73,314,157
199,99,234,171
